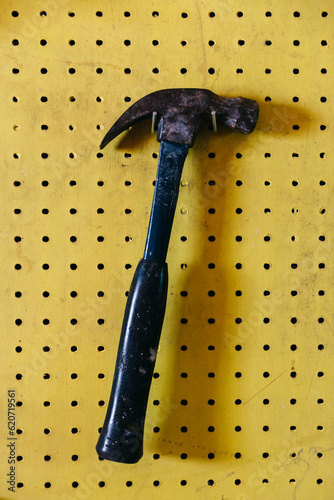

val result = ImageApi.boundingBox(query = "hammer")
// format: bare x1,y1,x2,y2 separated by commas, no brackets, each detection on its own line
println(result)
96,88,258,463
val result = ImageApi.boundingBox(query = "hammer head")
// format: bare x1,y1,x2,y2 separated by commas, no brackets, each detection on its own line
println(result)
100,88,259,149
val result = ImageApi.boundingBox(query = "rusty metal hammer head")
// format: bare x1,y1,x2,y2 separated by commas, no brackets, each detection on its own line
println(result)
100,88,259,149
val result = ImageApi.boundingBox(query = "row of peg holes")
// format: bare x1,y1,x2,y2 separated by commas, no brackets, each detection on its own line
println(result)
10,39,329,47
9,139,328,155
10,204,328,216
12,477,327,489
13,230,326,244
12,260,328,272
10,94,328,103
12,314,328,328
10,66,330,75
14,343,326,353
11,10,330,18
10,178,329,186
10,477,326,489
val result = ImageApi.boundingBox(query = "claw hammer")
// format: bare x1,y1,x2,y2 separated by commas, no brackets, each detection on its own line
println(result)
96,88,259,463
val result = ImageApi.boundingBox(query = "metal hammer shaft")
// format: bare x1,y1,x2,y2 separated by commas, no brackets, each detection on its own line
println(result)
96,141,189,463
144,141,189,262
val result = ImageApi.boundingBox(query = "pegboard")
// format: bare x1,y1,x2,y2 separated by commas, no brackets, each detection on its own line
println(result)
0,0,333,498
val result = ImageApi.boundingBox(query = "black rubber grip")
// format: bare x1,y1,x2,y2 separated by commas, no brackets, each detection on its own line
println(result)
96,258,168,463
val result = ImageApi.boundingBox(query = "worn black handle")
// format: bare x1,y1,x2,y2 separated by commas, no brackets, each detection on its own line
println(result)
96,258,168,463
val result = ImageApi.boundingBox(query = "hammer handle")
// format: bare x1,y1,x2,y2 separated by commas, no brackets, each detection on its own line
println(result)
97,141,189,463
96,258,168,463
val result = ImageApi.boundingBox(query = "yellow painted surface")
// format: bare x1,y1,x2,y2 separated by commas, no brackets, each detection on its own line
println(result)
0,1,333,498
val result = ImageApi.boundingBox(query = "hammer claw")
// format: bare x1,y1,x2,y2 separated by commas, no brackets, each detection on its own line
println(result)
99,98,154,149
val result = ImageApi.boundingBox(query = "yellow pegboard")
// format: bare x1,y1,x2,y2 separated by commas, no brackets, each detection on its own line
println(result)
0,1,333,499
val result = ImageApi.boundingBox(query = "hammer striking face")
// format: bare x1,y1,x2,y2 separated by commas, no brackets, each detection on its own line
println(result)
96,88,259,463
